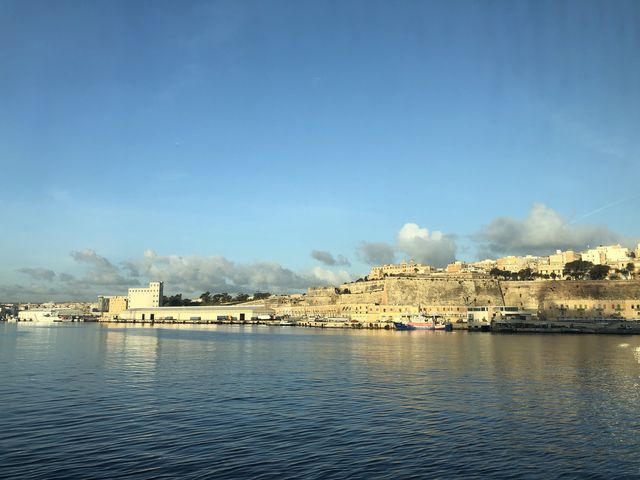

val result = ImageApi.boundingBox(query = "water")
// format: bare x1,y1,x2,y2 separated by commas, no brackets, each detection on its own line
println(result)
1,323,640,479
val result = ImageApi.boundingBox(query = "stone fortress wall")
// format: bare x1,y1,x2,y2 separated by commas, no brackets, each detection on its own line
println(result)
272,275,640,321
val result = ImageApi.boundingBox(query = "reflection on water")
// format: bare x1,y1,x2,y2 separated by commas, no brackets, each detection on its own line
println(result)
1,323,640,478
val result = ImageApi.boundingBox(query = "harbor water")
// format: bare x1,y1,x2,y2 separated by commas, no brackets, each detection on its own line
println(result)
1,322,640,479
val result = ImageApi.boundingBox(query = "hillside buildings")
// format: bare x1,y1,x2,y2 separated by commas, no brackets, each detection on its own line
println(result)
445,244,638,279
368,260,433,279
85,243,639,326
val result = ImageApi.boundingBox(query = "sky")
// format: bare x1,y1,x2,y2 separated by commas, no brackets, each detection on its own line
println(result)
1,0,639,301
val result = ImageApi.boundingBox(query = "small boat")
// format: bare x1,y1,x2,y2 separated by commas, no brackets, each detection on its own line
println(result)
279,319,296,326
393,321,416,331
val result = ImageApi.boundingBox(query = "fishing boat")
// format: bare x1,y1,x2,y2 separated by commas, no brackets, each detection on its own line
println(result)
394,314,452,331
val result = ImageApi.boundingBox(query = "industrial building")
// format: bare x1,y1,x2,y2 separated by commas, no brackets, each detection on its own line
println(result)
116,305,274,322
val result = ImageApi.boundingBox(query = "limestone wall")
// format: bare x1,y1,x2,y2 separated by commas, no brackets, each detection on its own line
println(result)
501,280,640,309
277,278,640,320
384,277,504,307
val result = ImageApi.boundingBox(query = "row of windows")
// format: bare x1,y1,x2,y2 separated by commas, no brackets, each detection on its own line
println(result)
561,304,625,310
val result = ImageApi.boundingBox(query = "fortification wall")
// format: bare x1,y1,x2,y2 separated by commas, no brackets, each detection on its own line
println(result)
303,287,339,306
501,280,640,310
336,291,386,305
282,278,640,319
383,277,504,306
338,280,385,294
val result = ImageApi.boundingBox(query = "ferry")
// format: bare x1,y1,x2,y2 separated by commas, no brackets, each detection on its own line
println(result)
467,306,530,332
492,316,640,334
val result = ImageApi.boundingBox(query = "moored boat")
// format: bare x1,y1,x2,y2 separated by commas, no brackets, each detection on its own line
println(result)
394,314,452,331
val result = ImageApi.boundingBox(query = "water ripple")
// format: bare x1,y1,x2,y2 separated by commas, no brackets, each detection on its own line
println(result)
1,324,640,478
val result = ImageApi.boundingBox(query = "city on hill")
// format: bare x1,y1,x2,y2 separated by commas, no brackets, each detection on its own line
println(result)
4,243,640,328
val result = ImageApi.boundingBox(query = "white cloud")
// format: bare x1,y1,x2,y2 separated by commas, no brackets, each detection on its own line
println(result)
123,251,348,295
475,203,626,256
71,249,135,286
3,249,357,302
307,267,353,286
357,224,457,267
396,223,457,267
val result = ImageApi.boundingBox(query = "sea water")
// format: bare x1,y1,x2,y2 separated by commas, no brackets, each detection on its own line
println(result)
1,323,640,479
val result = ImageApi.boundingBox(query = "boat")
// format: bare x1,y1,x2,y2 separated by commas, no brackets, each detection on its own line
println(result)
394,314,452,331
279,319,297,326
467,306,531,332
492,316,640,334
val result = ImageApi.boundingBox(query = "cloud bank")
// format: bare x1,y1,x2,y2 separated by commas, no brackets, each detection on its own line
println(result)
2,250,354,302
357,223,457,268
475,203,625,257
396,223,457,266
2,204,633,302
16,267,56,281
357,241,397,266
311,250,351,266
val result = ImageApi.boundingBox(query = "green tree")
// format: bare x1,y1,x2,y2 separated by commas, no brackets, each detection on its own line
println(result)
624,262,635,279
212,293,232,304
517,268,533,280
253,292,271,300
589,264,610,280
165,294,185,306
489,267,511,279
563,260,594,280
200,291,212,305
234,293,250,303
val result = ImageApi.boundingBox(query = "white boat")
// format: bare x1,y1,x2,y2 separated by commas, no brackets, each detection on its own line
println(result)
394,314,452,331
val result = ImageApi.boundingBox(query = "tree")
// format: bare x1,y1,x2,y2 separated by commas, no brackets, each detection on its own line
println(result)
517,268,534,281
164,294,191,306
200,291,212,304
624,262,635,279
234,293,250,303
212,293,232,304
253,292,271,300
563,260,594,280
489,267,510,279
589,264,610,280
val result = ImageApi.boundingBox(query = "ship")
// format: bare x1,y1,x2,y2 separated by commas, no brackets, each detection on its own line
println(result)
491,315,640,334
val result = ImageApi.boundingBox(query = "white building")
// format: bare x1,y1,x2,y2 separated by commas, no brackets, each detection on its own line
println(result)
581,245,630,265
128,282,163,309
117,305,274,322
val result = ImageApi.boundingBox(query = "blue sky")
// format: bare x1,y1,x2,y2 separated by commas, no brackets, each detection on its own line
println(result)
1,0,639,300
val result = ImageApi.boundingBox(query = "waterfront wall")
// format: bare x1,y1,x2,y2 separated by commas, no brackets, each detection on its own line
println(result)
383,277,503,307
274,277,640,320
501,280,640,319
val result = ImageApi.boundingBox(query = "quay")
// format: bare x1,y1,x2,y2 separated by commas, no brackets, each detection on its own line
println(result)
104,317,396,330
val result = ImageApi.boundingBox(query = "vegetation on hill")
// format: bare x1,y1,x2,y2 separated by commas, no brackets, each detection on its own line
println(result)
161,291,271,306
488,261,635,281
